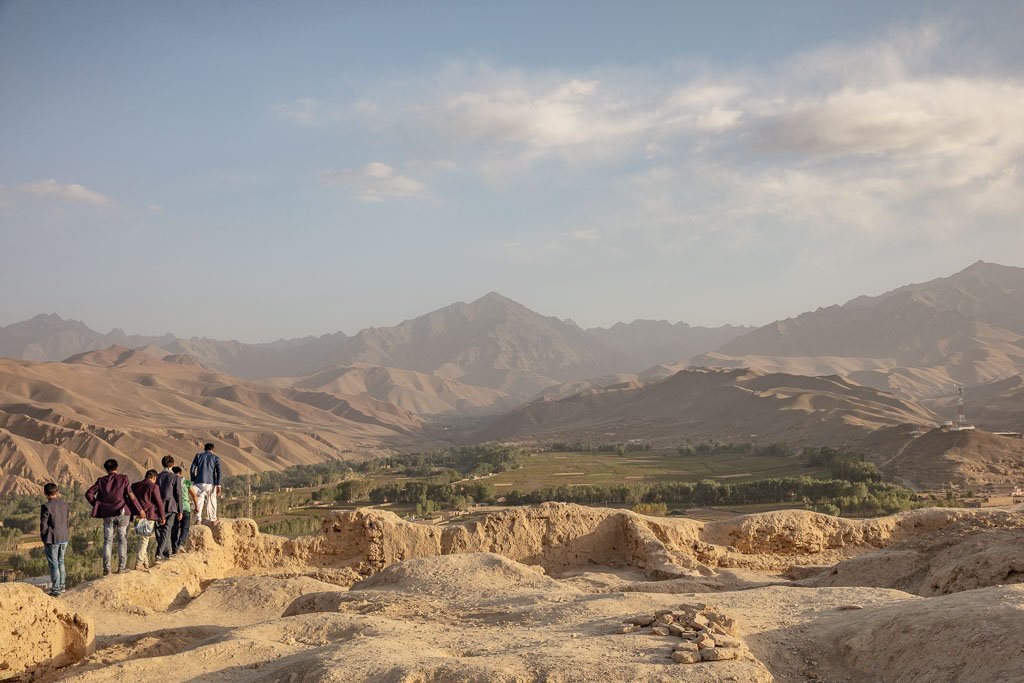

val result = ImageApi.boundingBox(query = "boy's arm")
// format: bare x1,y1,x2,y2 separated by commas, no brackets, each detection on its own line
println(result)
189,457,198,481
214,458,221,490
85,480,99,505
39,504,50,542
189,485,199,508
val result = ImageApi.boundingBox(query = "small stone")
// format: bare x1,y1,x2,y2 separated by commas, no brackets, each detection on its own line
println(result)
651,626,670,636
672,650,702,664
667,623,687,636
674,642,700,652
715,635,741,648
678,631,699,640
696,634,716,649
701,647,738,662
629,615,657,626
621,624,641,634
691,613,710,629
836,604,864,611
655,609,674,617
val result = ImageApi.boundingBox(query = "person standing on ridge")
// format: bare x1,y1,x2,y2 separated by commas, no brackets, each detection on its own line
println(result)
84,458,140,575
40,482,70,597
190,443,221,524
155,455,183,562
131,470,165,571
170,465,198,553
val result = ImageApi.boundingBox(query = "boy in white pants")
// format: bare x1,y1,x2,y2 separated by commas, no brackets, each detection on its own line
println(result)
189,443,222,523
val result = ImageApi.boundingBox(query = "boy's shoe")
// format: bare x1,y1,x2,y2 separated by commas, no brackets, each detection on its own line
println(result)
134,562,149,572
103,569,111,576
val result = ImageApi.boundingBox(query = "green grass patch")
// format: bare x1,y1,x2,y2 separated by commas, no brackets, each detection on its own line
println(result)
486,450,825,493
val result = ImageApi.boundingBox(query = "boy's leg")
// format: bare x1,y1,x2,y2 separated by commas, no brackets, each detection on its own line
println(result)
102,517,114,574
175,511,192,552
44,543,60,594
116,514,130,571
194,484,209,524
208,488,218,521
56,542,67,593
137,533,150,568
170,513,181,550
155,519,171,558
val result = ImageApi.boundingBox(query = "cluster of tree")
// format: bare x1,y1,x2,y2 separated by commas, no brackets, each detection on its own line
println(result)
222,460,353,497
356,480,496,513
500,477,916,517
219,489,313,517
804,447,880,483
550,441,651,453
676,442,794,457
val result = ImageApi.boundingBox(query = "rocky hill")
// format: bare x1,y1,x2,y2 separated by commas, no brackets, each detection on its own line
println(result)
700,262,1024,400
477,367,936,447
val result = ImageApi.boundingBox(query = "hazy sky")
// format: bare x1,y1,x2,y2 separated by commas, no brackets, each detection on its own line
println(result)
2,1,1023,341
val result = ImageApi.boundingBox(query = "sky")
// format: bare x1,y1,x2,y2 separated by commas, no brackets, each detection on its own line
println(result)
1,1,1023,342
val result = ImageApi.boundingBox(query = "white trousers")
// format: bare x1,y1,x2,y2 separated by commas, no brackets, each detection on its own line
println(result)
194,483,218,523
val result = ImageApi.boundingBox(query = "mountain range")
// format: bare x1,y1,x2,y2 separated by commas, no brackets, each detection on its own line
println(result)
2,261,1023,493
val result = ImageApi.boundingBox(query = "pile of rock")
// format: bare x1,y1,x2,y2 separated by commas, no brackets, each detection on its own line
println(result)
620,604,745,665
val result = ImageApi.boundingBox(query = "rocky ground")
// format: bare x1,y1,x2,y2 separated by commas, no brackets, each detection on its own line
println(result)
3,503,1023,682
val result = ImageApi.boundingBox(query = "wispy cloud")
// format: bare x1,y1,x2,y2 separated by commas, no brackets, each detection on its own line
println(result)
15,179,114,206
321,162,426,203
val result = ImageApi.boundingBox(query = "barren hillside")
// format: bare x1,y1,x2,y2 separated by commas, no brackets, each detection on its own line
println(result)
477,367,936,447
0,353,442,495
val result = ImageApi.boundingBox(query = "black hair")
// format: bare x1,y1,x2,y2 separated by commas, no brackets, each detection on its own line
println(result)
103,458,118,472
145,469,158,479
172,466,182,474
161,455,174,468
203,443,214,451
44,482,59,496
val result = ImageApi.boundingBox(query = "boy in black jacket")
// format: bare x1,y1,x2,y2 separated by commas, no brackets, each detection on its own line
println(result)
40,482,70,596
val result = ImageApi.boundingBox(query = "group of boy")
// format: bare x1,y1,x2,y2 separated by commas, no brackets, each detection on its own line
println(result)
38,443,222,597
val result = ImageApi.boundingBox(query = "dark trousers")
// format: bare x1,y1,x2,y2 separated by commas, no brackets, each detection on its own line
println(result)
155,518,174,558
171,510,192,552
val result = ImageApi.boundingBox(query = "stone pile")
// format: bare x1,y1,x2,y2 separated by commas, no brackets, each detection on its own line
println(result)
620,603,745,665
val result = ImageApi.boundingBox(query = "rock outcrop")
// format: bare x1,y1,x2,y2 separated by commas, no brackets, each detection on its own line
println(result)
0,583,95,678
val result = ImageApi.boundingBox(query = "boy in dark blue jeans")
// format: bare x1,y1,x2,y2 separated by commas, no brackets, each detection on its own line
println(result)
40,482,70,596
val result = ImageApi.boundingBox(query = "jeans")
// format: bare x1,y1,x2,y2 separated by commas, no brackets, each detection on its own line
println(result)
171,510,192,552
155,517,174,558
194,483,217,523
102,514,130,572
44,542,67,594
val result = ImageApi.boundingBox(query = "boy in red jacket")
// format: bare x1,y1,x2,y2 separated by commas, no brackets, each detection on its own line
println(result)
85,458,140,575
130,470,165,571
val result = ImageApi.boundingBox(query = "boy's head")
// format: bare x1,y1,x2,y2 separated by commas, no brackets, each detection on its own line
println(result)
161,455,174,468
145,469,158,481
103,458,118,473
44,482,59,498
204,443,214,452
172,466,182,475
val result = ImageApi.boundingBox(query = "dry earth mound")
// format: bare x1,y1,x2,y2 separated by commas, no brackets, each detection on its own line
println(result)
22,504,1024,681
806,514,1024,596
882,427,1024,488
0,583,94,678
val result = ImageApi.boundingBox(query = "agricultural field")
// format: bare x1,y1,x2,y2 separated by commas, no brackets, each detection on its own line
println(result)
485,450,827,493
